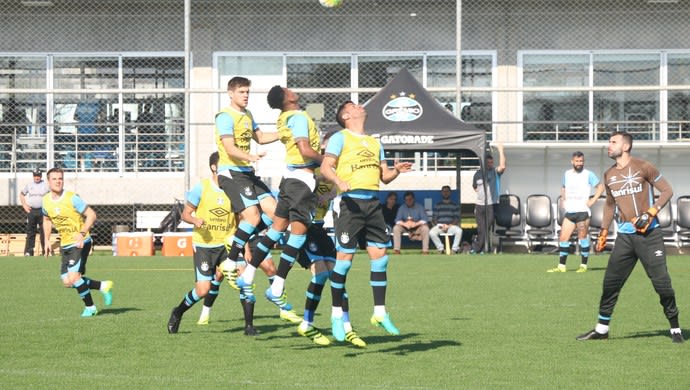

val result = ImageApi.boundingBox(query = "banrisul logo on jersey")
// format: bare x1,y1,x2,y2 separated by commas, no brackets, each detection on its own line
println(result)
382,92,423,122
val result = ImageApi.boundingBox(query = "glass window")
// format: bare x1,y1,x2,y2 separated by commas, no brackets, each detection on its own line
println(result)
287,56,351,131
358,55,423,103
0,57,47,171
428,54,492,166
667,53,690,141
522,54,589,141
593,54,660,141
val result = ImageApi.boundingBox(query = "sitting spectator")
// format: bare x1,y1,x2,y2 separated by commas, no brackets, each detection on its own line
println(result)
381,192,399,231
430,185,463,254
393,191,429,254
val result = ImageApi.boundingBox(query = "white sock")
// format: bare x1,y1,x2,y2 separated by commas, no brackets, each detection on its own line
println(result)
332,306,343,318
557,264,566,270
595,323,609,334
271,276,285,297
200,306,211,317
298,320,310,332
579,264,587,269
374,305,386,317
241,264,257,283
221,259,236,271
671,328,682,335
344,321,353,332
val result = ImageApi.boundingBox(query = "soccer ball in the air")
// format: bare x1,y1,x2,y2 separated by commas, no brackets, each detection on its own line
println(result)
319,0,343,9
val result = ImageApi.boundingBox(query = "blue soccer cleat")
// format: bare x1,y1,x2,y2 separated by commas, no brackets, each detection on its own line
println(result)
264,288,292,311
81,306,98,317
370,313,400,335
101,280,113,306
331,316,346,342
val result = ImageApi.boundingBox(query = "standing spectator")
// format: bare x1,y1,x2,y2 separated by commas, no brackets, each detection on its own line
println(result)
577,131,683,343
42,167,113,317
430,185,463,254
20,170,49,256
392,191,430,255
381,192,399,231
547,151,604,273
471,142,506,254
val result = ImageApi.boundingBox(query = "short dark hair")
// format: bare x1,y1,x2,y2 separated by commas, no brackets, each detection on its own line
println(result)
386,192,397,200
572,151,584,158
227,76,251,91
611,130,633,152
267,85,285,110
209,151,219,170
441,185,451,191
335,100,353,128
485,154,494,161
404,190,415,199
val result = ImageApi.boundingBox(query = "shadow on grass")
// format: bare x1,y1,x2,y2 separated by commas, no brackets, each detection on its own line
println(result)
341,336,462,357
618,328,687,342
99,307,142,315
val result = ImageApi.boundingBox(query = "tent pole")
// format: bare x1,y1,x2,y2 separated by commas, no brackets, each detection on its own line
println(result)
455,0,462,116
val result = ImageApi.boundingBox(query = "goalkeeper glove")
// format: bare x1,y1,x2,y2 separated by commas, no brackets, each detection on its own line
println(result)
595,229,608,253
632,207,658,234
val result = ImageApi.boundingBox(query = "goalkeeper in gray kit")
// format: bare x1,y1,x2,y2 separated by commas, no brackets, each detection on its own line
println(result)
577,131,683,344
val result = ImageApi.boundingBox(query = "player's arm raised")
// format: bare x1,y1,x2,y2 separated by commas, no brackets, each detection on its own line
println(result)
381,160,412,184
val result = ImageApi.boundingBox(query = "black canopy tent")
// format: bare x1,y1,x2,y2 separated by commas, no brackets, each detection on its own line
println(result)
363,68,489,251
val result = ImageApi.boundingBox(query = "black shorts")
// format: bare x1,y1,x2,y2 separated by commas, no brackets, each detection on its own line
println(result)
297,222,336,267
217,171,272,213
193,245,227,281
564,212,590,224
335,197,391,254
275,178,316,226
60,241,92,275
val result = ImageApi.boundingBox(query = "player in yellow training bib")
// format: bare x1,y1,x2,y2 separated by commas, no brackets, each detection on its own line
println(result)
320,100,412,345
214,76,280,288
168,152,246,334
42,167,113,317
235,86,324,318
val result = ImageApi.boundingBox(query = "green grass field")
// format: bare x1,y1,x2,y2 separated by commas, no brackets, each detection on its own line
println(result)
1,251,688,389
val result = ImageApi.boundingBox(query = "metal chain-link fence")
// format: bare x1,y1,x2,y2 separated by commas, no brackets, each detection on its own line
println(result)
1,0,690,248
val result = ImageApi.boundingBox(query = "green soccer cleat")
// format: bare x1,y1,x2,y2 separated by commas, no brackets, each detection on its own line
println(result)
576,266,588,273
220,261,241,291
345,330,367,348
197,312,209,325
370,313,400,336
81,306,98,317
547,267,566,273
331,316,346,342
280,309,302,324
298,324,331,346
101,280,113,306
